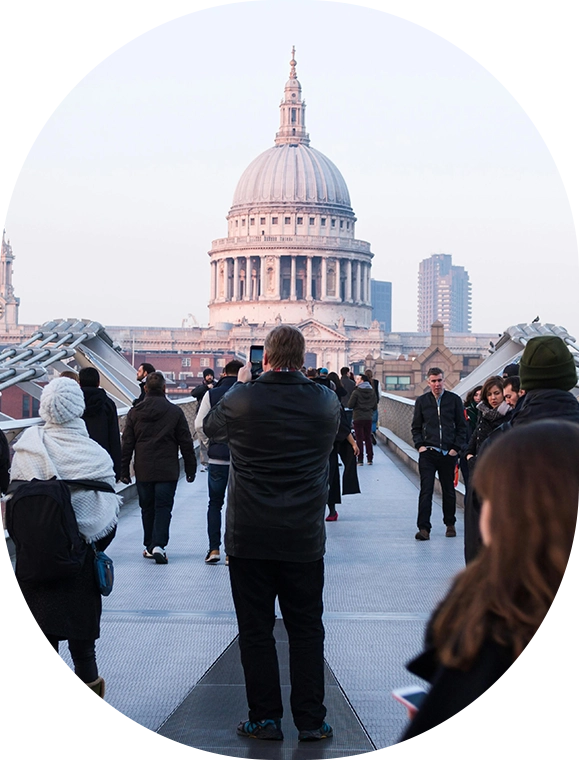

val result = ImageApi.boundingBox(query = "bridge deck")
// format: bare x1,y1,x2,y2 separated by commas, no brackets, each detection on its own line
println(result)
57,435,465,755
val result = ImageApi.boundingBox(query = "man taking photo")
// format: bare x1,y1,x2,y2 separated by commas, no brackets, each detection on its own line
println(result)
204,325,340,743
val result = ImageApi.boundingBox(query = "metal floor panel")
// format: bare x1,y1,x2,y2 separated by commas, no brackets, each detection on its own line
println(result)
158,620,375,759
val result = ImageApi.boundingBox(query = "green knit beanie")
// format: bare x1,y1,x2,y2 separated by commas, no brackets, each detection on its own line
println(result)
519,336,577,391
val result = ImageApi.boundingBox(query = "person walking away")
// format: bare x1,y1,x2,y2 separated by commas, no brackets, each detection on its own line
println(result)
120,371,196,564
411,367,466,540
364,369,381,444
133,362,155,406
348,374,377,465
339,367,356,407
195,359,243,563
79,367,122,481
400,420,579,740
9,377,120,697
191,368,215,470
326,404,360,521
204,325,340,742
463,335,579,563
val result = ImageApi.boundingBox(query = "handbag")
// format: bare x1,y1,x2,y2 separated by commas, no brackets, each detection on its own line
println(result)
92,543,114,596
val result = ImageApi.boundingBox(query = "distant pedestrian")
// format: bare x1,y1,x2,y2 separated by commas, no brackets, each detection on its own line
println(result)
340,367,356,406
60,369,80,383
195,359,243,564
411,368,466,540
133,362,155,406
327,371,347,406
79,367,122,481
204,325,340,742
120,371,196,564
348,374,377,465
192,368,215,470
364,369,381,444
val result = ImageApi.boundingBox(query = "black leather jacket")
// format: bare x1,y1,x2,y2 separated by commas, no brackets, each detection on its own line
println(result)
411,390,467,453
204,370,341,562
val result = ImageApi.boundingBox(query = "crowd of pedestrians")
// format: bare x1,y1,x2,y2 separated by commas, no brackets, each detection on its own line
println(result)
3,329,578,748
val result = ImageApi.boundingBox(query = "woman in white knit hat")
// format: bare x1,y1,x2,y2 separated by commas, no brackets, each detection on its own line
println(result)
10,376,121,698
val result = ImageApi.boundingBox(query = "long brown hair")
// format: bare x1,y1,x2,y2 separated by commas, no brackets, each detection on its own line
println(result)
431,420,579,669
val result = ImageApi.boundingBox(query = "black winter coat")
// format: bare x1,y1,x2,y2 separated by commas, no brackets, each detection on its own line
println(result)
464,401,510,458
0,429,10,494
411,391,467,452
81,387,122,479
328,406,360,506
121,394,196,482
206,375,239,461
401,638,576,752
204,371,341,562
348,384,377,421
19,526,116,641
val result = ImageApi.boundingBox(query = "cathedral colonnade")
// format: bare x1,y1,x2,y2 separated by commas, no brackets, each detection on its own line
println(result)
209,253,372,306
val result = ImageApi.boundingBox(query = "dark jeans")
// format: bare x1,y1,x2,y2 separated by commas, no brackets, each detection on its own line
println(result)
228,556,326,731
46,635,98,683
353,419,373,463
207,463,229,550
137,480,178,550
417,449,457,530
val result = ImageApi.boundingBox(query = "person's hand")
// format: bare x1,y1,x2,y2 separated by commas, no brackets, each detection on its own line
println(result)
119,476,131,485
237,361,253,384
418,446,427,453
186,474,195,483
449,449,457,457
466,454,474,461
351,441,360,457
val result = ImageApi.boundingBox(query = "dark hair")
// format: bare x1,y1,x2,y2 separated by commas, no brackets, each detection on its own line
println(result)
365,368,373,379
145,371,166,395
327,371,343,391
359,373,369,383
203,368,214,379
139,362,155,375
340,367,351,376
305,367,318,379
481,375,504,403
427,367,444,378
78,367,100,388
465,385,483,404
224,360,244,376
431,420,579,669
503,376,521,393
264,325,305,370
502,363,519,378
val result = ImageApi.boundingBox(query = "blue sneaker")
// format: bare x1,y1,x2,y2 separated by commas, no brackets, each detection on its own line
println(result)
237,719,283,741
298,722,333,742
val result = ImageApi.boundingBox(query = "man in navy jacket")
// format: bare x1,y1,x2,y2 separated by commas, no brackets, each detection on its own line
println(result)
411,367,466,541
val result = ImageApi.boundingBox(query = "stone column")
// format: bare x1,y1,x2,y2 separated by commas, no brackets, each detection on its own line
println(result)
346,259,353,302
321,257,327,300
336,258,341,301
274,255,281,299
355,261,362,303
366,264,372,305
210,261,216,302
290,256,297,300
306,256,313,300
233,257,240,301
260,255,266,299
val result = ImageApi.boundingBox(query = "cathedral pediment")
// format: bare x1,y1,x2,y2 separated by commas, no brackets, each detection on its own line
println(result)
297,319,348,342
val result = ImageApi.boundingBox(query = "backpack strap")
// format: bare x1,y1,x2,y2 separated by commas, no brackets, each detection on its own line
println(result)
6,478,115,495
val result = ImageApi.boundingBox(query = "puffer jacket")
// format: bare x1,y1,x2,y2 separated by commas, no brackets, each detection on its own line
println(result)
204,371,341,562
348,382,377,421
121,393,196,482
411,390,467,452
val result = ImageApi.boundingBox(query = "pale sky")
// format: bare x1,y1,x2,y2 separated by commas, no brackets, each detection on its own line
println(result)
3,0,578,336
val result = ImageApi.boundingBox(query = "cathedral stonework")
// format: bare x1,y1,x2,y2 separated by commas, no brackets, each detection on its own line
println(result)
208,48,374,331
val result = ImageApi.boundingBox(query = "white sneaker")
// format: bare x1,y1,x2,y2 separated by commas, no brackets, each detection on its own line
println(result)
152,546,168,564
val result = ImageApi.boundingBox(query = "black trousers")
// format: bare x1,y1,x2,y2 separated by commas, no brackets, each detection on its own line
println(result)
137,480,178,550
228,556,326,731
46,634,98,683
417,449,457,530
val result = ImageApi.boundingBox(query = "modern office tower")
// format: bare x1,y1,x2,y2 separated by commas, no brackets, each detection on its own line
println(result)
418,254,471,333
371,279,392,332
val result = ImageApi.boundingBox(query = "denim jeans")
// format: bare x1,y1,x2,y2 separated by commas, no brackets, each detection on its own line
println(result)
228,556,326,731
207,463,229,551
137,480,178,550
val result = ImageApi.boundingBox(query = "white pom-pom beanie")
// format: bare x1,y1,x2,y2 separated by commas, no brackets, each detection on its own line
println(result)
39,376,86,424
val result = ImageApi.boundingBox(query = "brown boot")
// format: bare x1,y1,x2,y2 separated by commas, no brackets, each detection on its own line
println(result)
86,676,105,698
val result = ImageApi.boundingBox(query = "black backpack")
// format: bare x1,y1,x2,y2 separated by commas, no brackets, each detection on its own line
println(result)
6,478,114,584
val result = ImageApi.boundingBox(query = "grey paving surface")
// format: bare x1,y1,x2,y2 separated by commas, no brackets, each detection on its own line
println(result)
57,437,466,753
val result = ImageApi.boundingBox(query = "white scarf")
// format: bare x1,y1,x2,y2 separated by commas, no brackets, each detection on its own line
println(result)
10,419,121,543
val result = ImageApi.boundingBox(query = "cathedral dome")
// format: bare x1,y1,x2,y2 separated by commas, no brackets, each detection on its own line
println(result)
231,143,352,211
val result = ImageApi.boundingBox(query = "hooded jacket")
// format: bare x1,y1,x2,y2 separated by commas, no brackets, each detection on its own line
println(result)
81,386,122,479
121,393,196,482
203,370,340,562
348,381,378,421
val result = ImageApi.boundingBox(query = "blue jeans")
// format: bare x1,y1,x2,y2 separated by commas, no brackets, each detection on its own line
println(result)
207,463,229,551
137,480,178,550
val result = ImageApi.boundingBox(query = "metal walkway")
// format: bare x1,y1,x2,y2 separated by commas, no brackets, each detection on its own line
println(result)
57,438,466,755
